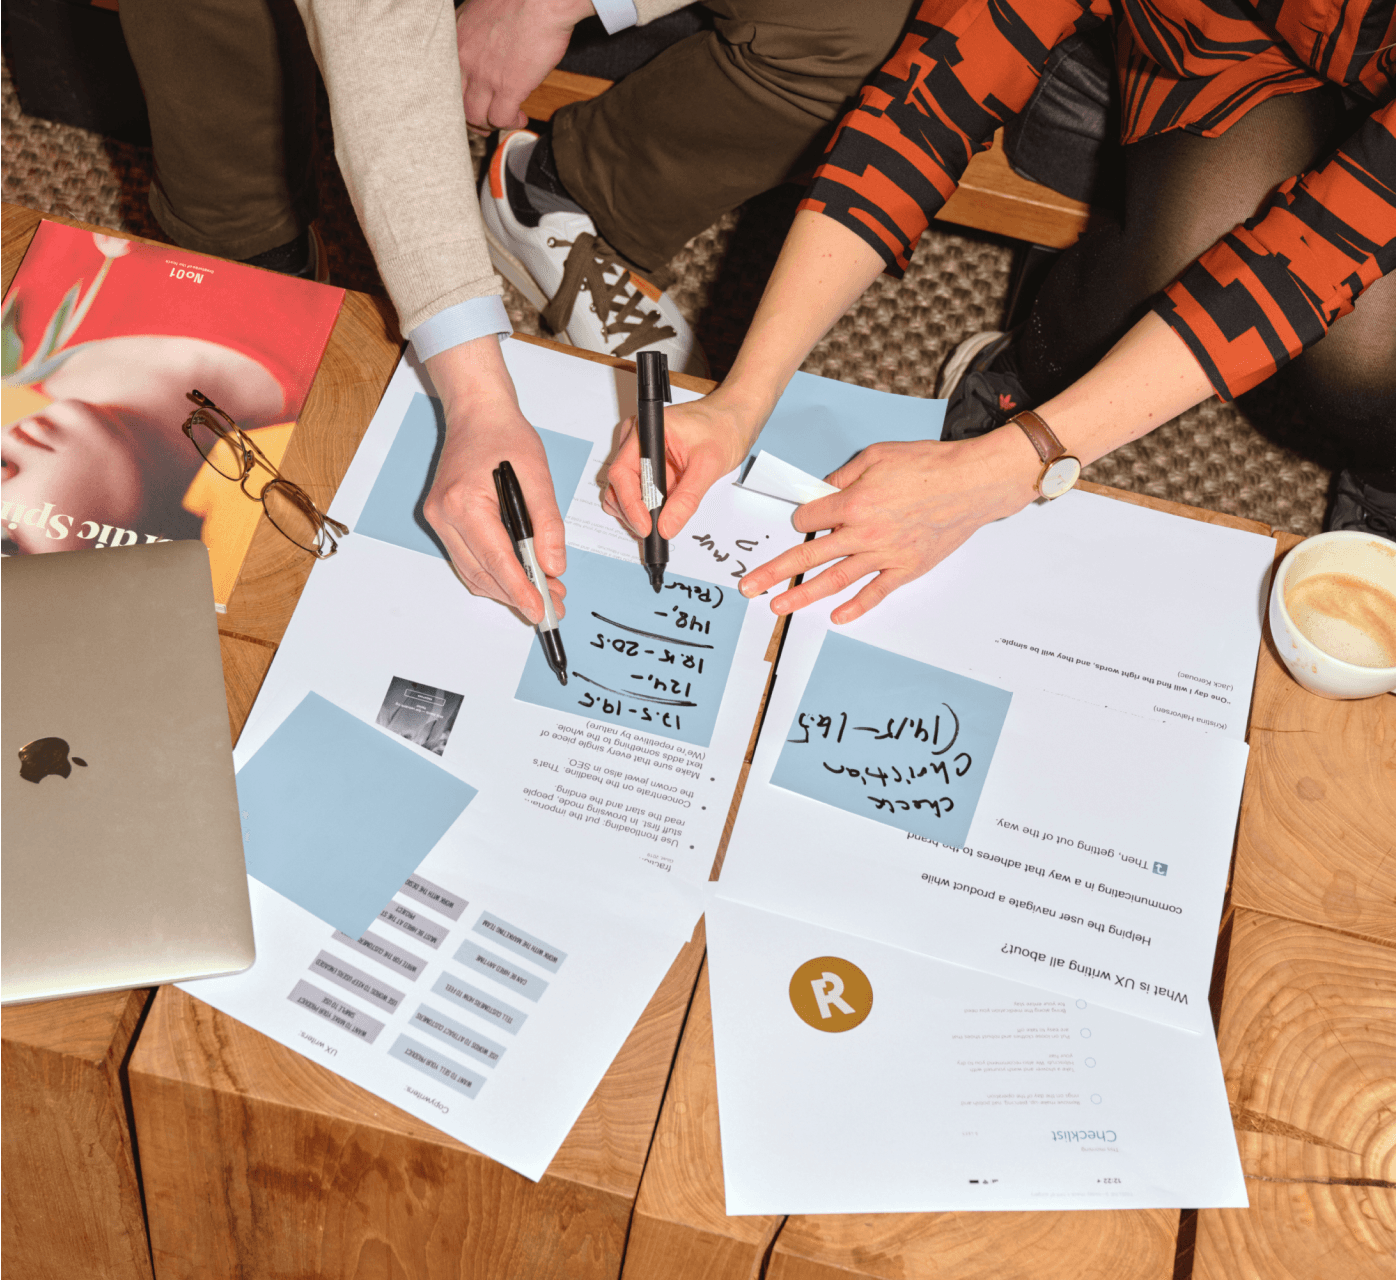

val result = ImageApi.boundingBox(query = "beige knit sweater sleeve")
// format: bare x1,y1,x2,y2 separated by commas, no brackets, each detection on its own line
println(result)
294,0,503,338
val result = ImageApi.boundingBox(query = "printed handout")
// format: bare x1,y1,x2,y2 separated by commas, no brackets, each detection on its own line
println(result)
719,610,1249,1031
707,899,1246,1214
186,864,691,1181
183,340,810,1178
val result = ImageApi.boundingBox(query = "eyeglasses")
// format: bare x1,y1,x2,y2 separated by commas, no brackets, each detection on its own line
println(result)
181,390,347,558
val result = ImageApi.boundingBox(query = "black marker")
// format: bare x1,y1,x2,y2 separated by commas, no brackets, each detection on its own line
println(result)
494,461,567,686
636,350,671,593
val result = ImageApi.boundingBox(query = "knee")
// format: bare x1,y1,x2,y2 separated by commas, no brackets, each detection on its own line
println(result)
720,0,913,101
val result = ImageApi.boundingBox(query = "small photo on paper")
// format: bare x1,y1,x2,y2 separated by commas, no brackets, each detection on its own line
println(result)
376,677,463,756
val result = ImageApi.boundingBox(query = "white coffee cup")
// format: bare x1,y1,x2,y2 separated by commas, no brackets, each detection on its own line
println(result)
1268,531,1396,699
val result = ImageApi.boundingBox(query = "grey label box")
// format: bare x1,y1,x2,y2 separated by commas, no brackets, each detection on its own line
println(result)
455,941,548,1003
288,980,386,1044
401,874,467,921
389,1034,482,1099
431,971,528,1035
310,951,405,1013
411,1004,506,1066
472,912,567,972
332,929,426,982
378,902,448,950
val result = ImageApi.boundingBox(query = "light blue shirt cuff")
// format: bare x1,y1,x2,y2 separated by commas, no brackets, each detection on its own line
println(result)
407,295,513,362
592,0,639,35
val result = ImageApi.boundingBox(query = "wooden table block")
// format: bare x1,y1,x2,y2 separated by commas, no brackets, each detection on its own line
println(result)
1232,539,1396,944
769,1207,1181,1280
623,957,783,1280
130,921,704,1280
1,989,155,1280
1215,909,1396,1186
1194,1181,1396,1280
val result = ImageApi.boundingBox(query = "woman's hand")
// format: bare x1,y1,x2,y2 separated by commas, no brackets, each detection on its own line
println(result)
424,337,565,623
601,390,768,539
738,426,1042,624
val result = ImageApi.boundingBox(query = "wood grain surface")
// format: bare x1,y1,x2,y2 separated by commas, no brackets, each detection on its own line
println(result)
769,1206,1181,1280
1231,538,1396,944
130,921,705,1280
1194,1180,1395,1280
1,989,155,1280
622,957,784,1280
1217,910,1395,1186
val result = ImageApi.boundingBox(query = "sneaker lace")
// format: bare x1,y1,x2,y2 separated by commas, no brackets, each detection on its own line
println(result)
540,232,677,359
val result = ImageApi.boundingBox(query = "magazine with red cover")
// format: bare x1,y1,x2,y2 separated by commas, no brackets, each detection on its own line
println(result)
1,220,345,606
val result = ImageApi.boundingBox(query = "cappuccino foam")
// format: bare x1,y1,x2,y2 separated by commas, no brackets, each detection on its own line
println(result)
1285,571,1396,669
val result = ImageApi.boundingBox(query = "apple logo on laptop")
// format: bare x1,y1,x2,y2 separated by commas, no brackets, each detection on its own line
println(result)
18,738,87,784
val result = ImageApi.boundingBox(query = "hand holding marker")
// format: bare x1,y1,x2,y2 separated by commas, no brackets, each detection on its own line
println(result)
493,461,568,686
636,351,671,593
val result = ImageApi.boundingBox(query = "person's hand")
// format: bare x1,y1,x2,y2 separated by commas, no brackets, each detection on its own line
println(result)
601,391,766,539
423,337,565,623
737,427,1043,624
456,0,595,135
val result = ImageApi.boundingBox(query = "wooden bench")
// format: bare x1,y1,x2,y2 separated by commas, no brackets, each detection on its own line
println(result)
521,70,1098,251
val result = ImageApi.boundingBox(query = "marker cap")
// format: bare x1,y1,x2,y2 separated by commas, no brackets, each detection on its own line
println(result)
637,351,671,404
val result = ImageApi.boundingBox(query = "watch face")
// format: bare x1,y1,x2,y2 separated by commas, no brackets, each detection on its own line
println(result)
1040,456,1081,499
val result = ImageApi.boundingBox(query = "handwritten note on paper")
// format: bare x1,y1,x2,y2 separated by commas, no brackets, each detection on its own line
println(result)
770,633,1012,847
355,393,594,560
515,547,748,747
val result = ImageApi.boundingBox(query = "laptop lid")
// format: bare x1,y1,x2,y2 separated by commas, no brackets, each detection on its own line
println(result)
2,541,255,1004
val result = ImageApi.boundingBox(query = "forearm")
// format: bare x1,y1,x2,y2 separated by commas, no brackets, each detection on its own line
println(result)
424,333,519,423
296,0,501,337
1027,312,1216,467
718,211,886,427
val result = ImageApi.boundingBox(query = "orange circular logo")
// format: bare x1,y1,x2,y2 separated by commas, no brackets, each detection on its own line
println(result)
788,956,873,1032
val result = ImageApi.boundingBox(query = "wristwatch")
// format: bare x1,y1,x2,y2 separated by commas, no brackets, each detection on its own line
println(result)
1011,409,1081,500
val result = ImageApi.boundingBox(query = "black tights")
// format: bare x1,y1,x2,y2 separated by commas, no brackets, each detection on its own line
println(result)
1016,88,1396,488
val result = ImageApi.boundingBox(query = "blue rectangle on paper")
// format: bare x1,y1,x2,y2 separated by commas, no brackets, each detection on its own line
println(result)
515,546,747,747
236,692,477,939
748,372,943,481
455,941,548,1003
431,970,528,1034
355,392,593,559
389,1034,483,1099
472,912,566,972
770,633,1011,847
410,1004,507,1066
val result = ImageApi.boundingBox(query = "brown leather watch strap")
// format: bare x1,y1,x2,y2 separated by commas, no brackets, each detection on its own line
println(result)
1011,409,1067,465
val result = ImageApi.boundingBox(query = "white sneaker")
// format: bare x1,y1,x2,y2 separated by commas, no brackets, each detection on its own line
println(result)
936,330,1007,399
480,130,709,378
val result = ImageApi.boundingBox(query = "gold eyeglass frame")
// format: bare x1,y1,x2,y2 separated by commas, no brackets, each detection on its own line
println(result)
181,389,348,559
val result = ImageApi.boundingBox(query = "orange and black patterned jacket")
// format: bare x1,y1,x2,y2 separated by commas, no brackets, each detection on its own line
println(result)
800,0,1396,400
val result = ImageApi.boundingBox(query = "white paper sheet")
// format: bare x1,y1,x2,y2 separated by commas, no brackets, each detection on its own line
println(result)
738,450,840,504
708,483,1269,1209
184,340,809,1178
189,871,687,1181
717,611,1249,1032
707,899,1247,1214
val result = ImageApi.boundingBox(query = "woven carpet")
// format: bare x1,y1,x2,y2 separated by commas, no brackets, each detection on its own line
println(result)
2,60,1330,536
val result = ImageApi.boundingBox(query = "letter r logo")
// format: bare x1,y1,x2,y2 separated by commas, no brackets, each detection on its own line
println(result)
789,957,873,1032
811,972,855,1019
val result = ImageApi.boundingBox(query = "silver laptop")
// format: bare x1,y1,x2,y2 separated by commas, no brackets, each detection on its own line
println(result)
3,541,255,1004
